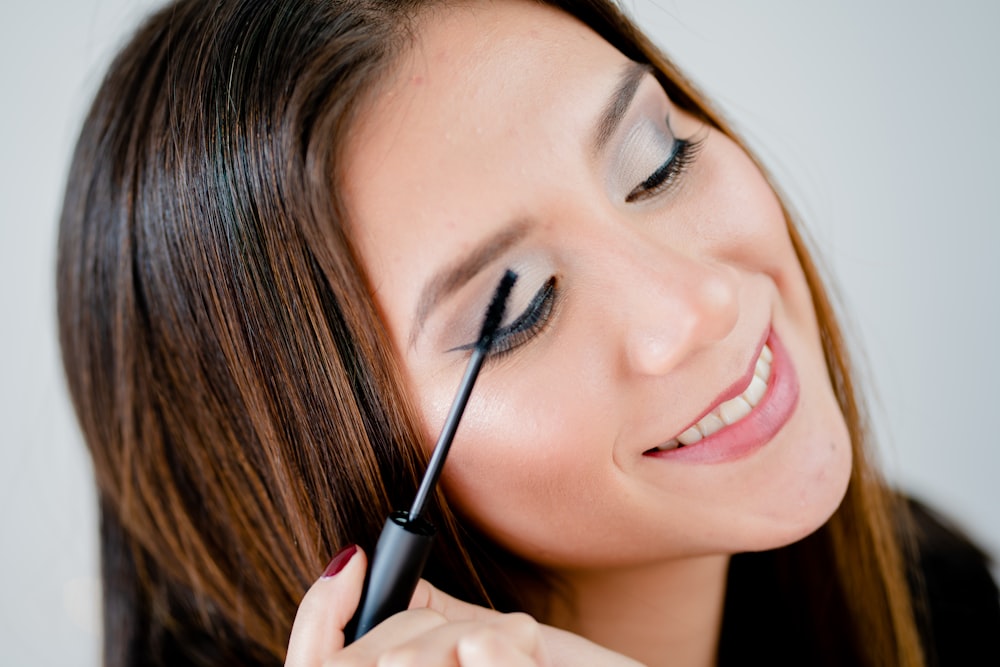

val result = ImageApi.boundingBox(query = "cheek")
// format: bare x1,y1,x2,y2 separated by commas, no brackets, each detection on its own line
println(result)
432,377,622,563
765,395,853,547
693,136,818,326
442,437,588,562
690,135,792,266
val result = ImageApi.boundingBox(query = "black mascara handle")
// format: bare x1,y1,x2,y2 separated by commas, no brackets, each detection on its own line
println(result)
344,511,436,644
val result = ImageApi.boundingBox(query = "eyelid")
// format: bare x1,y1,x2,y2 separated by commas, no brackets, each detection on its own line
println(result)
624,135,703,203
449,276,559,358
623,106,707,204
489,276,557,359
610,100,683,201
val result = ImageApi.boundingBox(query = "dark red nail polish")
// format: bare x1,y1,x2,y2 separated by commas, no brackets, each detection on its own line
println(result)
322,544,358,578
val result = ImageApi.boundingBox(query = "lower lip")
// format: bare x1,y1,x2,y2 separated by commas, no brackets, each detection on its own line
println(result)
644,330,800,464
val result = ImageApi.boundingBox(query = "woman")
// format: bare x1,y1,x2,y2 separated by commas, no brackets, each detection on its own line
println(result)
56,0,997,665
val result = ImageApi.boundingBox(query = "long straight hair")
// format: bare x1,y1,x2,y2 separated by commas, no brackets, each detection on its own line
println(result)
57,0,924,665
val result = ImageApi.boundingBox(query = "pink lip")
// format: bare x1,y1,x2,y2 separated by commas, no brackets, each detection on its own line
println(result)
644,329,799,464
694,328,770,424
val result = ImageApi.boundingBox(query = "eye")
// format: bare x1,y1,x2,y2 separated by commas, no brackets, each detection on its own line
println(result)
489,276,558,358
451,276,558,359
625,122,704,204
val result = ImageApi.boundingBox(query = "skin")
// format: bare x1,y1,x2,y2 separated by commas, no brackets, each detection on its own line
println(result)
310,1,854,664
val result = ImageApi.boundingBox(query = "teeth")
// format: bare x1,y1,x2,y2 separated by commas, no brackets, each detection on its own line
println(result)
698,413,726,439
755,356,771,381
677,425,703,446
744,374,767,405
656,343,772,452
719,396,753,424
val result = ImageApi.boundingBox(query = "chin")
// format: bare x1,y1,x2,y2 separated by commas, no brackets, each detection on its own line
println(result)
751,434,853,553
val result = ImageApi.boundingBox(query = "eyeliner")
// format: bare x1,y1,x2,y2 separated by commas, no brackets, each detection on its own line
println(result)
345,269,518,643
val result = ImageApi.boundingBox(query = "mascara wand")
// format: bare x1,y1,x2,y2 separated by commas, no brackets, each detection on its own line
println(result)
345,269,518,643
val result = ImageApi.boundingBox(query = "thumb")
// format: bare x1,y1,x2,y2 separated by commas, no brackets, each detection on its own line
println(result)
284,545,366,666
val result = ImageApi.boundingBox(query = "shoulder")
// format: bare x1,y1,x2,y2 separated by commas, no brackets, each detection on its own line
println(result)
904,497,1000,666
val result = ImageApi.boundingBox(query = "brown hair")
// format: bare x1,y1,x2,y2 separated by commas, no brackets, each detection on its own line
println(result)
57,0,924,665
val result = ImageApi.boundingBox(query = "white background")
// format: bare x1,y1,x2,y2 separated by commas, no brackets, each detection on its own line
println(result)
2,0,997,664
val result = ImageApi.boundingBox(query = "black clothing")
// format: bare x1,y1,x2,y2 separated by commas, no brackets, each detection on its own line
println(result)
718,498,1000,666
907,499,1000,666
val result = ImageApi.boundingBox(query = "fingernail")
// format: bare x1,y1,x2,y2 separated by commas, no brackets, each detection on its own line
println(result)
321,544,358,578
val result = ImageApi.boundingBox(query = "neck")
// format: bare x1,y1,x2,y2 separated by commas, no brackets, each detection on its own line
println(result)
543,555,730,667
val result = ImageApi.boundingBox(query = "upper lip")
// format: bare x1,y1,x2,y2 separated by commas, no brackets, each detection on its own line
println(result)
669,328,770,440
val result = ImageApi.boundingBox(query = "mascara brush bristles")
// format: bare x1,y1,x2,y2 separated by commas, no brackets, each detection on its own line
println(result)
478,269,517,350
408,269,518,521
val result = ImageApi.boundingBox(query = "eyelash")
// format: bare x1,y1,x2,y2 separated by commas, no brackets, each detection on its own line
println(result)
453,276,558,360
625,133,705,204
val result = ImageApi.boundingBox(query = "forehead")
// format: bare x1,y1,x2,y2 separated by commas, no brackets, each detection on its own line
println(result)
342,0,631,344
344,0,629,195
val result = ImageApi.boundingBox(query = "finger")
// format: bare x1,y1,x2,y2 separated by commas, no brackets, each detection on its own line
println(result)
284,545,366,667
458,625,548,667
458,613,549,667
367,612,545,667
336,607,450,666
409,578,505,623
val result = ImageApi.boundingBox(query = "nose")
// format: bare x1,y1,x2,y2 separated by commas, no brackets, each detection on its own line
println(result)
619,249,740,377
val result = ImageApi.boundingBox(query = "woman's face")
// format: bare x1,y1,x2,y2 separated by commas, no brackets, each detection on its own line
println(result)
344,0,852,571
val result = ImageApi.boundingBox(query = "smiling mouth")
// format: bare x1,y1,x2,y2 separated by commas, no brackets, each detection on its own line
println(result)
648,342,773,453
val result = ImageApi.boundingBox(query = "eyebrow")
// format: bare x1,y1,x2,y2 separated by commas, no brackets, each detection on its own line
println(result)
409,219,530,347
592,61,653,154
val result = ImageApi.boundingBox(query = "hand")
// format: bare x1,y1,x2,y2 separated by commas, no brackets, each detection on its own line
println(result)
284,545,645,666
